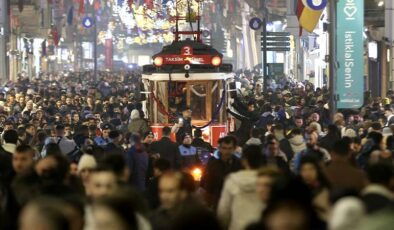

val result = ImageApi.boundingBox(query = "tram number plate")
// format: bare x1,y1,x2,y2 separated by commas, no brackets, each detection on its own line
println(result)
163,55,212,65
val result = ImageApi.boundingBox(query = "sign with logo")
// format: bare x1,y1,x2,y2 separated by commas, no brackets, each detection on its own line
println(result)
249,17,262,30
82,16,94,28
336,0,364,108
305,0,328,10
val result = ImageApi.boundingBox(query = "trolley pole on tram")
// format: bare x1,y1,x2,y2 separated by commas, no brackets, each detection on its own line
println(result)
93,8,97,83
328,0,337,120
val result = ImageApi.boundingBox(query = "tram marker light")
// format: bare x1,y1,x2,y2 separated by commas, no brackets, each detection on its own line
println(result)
154,56,163,67
184,64,191,70
211,56,222,67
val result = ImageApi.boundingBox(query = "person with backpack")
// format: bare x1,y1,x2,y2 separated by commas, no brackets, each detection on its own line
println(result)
54,124,81,162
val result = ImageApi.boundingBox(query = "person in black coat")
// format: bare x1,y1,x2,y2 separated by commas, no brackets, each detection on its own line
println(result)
201,136,242,209
319,124,341,152
227,98,259,146
151,127,181,169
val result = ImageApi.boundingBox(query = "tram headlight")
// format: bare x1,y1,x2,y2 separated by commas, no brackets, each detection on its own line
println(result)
154,56,164,67
211,56,222,67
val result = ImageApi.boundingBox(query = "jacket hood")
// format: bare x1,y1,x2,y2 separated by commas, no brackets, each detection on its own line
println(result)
246,138,262,146
130,109,140,120
289,135,306,153
227,170,258,193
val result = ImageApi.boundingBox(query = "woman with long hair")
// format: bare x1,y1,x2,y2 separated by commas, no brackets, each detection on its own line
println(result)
299,156,331,221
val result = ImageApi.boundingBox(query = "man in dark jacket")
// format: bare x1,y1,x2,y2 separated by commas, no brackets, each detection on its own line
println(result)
227,99,259,146
191,129,213,165
151,127,181,169
201,135,242,209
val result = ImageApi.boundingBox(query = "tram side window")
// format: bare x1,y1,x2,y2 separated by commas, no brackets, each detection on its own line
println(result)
190,84,207,121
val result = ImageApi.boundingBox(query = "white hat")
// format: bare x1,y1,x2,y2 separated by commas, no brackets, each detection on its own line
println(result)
329,197,365,230
77,154,97,172
344,129,357,138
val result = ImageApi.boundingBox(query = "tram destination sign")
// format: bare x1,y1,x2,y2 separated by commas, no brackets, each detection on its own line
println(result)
162,54,213,65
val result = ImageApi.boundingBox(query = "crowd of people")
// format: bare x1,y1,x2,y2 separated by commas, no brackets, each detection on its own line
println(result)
0,70,394,230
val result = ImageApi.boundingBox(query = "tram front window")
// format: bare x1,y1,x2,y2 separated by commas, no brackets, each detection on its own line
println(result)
190,84,207,121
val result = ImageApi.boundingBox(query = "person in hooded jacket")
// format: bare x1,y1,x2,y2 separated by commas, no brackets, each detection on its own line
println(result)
128,109,150,135
217,145,265,230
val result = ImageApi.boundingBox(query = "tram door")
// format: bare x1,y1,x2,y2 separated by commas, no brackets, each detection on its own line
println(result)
186,81,213,125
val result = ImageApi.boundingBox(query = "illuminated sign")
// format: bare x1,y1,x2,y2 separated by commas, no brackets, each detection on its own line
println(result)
162,55,212,65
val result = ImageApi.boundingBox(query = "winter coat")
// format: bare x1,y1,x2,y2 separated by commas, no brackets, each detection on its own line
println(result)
151,137,181,169
217,170,264,230
201,153,242,208
126,145,149,192
128,118,150,135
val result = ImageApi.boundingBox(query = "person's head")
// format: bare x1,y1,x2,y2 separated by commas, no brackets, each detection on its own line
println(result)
256,167,280,203
159,171,189,210
109,130,121,144
332,139,351,160
242,145,264,169
72,113,80,123
306,131,318,147
25,124,36,136
78,154,97,185
182,133,192,145
55,124,65,137
310,113,320,122
102,125,111,139
143,131,154,144
13,145,35,175
193,129,203,138
162,126,171,137
251,128,261,138
218,135,237,158
19,198,71,230
266,135,279,155
92,190,138,230
17,126,27,140
299,156,328,187
262,175,317,230
35,153,70,183
366,163,394,187
182,107,192,119
294,116,304,128
3,129,18,145
153,158,171,177
99,154,128,182
368,131,384,149
87,166,119,200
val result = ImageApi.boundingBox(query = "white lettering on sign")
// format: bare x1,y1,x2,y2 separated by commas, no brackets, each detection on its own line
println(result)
165,57,183,62
344,0,357,20
344,31,355,88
